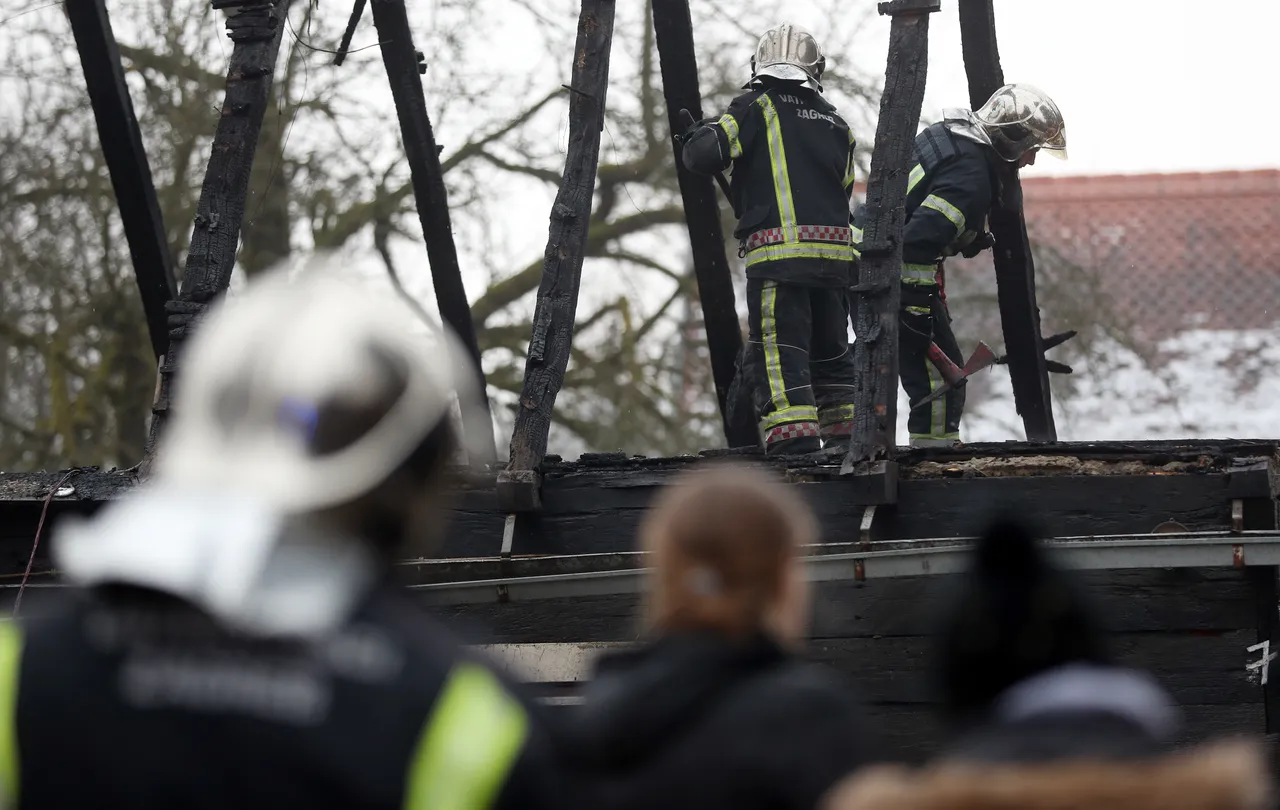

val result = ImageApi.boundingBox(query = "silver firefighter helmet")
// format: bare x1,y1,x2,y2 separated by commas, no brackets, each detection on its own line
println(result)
749,24,826,92
973,83,1067,162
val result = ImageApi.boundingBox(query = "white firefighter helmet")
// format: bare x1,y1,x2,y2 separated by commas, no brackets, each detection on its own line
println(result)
154,261,487,513
973,83,1067,162
749,24,826,92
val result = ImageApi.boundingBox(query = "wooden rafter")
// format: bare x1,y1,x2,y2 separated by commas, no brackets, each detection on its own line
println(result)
369,0,497,464
66,0,177,360
847,0,940,471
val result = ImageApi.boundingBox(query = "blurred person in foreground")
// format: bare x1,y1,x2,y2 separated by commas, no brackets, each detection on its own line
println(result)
566,464,873,810
824,517,1271,810
0,267,559,809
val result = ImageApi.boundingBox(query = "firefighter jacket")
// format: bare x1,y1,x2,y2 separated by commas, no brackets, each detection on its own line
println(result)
853,121,1001,286
0,583,562,810
683,81,858,287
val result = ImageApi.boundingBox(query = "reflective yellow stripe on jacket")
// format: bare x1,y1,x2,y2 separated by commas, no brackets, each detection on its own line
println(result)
843,129,857,188
718,114,743,159
902,263,938,285
404,662,529,810
756,95,797,243
907,163,926,194
920,193,966,237
0,622,23,808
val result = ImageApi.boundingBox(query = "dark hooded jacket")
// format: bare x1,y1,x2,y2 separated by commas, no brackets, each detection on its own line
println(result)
566,631,872,810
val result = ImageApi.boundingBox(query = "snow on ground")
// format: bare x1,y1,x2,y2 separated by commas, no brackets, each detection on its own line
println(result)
946,328,1280,444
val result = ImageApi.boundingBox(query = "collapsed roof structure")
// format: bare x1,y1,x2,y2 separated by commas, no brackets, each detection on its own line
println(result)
1,0,1277,762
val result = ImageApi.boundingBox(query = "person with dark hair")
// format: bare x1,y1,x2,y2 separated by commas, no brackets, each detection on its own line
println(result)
0,267,560,810
681,25,859,455
566,464,873,810
823,515,1272,810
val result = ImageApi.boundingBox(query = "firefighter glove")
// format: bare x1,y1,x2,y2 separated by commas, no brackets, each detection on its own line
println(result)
961,231,995,258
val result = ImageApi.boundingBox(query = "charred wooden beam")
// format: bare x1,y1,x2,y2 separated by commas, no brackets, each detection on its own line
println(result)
503,0,616,488
3,439,1277,569
143,1,289,459
957,0,1056,441
369,0,496,465
651,0,754,449
66,0,176,360
846,0,939,471
334,0,367,65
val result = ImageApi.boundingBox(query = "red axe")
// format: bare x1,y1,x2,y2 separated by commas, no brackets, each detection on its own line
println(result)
909,341,998,412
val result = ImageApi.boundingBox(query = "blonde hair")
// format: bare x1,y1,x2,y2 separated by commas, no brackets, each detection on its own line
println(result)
642,464,818,638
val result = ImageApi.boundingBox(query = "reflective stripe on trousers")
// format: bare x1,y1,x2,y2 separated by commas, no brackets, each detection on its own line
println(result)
761,281,786,411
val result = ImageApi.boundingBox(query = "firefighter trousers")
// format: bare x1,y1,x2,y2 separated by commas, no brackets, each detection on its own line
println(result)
747,278,858,451
900,283,964,444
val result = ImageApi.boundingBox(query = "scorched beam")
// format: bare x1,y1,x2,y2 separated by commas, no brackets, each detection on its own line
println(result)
503,0,616,501
957,0,1056,441
66,0,176,360
651,0,754,448
144,0,290,459
369,0,497,464
846,0,940,471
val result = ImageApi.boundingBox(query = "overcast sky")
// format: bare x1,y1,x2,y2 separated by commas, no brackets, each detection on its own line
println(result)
827,0,1280,177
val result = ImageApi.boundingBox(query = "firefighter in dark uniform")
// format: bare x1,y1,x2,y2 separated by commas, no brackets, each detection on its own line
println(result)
0,269,560,809
853,84,1066,446
682,24,859,456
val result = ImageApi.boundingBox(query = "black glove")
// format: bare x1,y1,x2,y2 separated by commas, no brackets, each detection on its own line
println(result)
960,231,995,258
676,117,718,144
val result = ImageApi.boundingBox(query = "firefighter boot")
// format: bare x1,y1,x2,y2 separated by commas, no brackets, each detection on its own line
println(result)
766,434,822,456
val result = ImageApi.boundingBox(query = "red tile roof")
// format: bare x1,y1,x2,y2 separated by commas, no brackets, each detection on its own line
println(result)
857,169,1280,339
1019,170,1280,338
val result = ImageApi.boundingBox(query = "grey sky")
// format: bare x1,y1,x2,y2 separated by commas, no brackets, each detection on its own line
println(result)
839,0,1280,176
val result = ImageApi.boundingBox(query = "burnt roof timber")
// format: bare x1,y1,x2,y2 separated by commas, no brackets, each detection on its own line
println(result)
368,0,496,463
503,0,617,482
1,440,1275,582
957,0,1057,440
143,1,291,460
847,0,939,467
66,0,177,359
651,0,753,448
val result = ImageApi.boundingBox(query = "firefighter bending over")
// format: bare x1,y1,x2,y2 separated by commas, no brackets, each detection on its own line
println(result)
682,24,859,456
854,84,1066,447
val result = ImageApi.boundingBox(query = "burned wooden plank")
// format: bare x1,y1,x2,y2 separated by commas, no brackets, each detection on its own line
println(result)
957,0,1055,441
847,0,940,467
439,568,1258,644
66,0,176,359
438,470,1260,558
144,1,290,455
814,630,1259,706
505,0,616,475
1248,567,1280,732
5,440,1271,560
369,0,496,464
651,0,753,448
